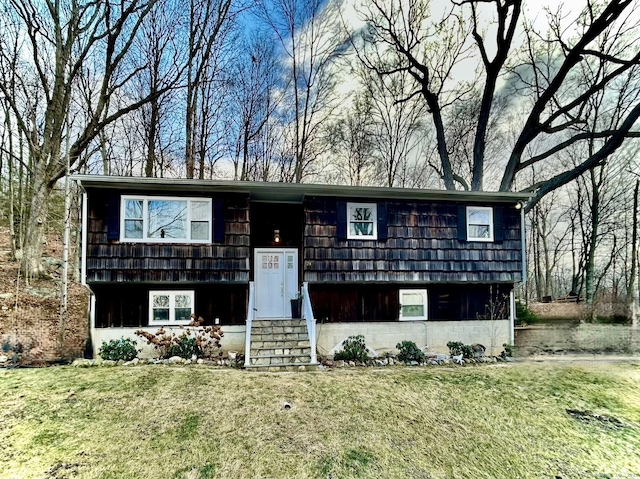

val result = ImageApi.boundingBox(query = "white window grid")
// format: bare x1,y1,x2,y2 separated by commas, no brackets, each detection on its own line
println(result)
466,206,494,242
347,202,377,240
120,195,212,243
149,290,195,325
399,289,428,321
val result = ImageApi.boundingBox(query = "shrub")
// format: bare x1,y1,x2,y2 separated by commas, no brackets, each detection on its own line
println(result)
334,335,369,363
168,335,202,359
446,341,474,359
396,340,425,363
516,301,539,325
501,343,515,358
99,338,138,361
135,315,223,359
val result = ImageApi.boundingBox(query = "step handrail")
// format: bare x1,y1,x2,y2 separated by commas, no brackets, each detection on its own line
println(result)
244,281,255,367
301,282,317,364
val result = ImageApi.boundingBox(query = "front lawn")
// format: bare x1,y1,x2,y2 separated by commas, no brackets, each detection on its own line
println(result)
1,362,639,479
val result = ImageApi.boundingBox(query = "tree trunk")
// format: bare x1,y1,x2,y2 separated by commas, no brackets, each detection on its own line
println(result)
627,180,639,326
21,171,52,282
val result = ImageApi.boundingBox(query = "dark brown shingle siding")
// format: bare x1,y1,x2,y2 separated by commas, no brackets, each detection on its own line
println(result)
86,189,250,283
303,198,522,283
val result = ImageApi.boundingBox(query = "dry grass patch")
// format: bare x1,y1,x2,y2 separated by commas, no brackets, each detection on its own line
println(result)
1,363,640,479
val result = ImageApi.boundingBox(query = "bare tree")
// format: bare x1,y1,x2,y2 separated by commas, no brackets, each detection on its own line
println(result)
354,0,640,209
0,0,188,280
254,0,346,182
324,91,375,186
184,0,233,179
227,34,280,181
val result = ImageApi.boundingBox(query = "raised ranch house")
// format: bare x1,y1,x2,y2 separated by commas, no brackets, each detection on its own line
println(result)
75,175,528,367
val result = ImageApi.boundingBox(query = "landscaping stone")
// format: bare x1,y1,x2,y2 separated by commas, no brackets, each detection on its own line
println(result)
410,361,419,366
168,356,183,364
375,359,385,366
387,358,394,365
72,359,92,367
102,360,116,366
197,359,204,365
0,355,8,364
336,360,345,367
348,361,356,367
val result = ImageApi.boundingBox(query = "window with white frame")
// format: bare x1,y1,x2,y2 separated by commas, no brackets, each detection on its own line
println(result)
121,196,212,243
347,202,377,239
466,206,494,241
149,291,194,325
399,289,428,321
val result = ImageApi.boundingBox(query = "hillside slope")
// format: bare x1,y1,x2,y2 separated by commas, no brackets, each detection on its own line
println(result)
0,228,89,363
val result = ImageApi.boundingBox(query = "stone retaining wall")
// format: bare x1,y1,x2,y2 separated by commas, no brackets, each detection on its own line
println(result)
515,323,640,355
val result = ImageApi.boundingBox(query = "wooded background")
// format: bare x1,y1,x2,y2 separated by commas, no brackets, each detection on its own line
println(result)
0,0,639,323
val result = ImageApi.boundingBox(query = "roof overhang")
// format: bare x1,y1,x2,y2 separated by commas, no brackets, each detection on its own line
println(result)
73,175,532,204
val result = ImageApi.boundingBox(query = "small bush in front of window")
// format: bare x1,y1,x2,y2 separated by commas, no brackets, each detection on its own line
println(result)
334,335,369,363
135,315,223,359
99,338,138,361
396,341,425,363
168,335,202,359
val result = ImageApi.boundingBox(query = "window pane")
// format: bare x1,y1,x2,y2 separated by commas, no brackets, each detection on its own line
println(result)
175,308,191,322
350,206,372,221
402,305,425,317
468,209,490,225
153,295,170,308
124,219,143,238
191,201,209,221
153,308,169,322
148,200,187,239
469,225,490,238
125,199,143,219
191,221,209,240
175,294,192,308
402,292,424,305
350,222,373,236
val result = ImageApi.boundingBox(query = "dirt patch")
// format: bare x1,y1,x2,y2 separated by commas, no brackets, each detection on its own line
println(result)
0,228,89,362
566,409,629,430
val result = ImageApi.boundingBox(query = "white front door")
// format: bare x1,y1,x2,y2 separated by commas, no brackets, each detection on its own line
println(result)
255,249,298,318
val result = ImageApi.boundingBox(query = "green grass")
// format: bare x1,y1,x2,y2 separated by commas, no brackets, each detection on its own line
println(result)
1,363,640,479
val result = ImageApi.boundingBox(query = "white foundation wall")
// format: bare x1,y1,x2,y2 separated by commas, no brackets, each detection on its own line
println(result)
91,320,510,359
92,326,246,359
315,320,510,356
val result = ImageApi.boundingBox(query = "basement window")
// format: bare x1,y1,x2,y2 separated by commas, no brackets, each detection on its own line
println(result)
121,196,212,243
149,291,194,325
399,289,428,321
347,202,377,239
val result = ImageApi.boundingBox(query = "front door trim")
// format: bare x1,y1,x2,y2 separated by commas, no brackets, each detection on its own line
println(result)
254,248,298,319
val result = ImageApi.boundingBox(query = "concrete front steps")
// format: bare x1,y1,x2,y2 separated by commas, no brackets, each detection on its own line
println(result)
245,319,318,371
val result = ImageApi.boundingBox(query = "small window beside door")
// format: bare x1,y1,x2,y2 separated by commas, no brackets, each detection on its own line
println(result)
399,289,428,321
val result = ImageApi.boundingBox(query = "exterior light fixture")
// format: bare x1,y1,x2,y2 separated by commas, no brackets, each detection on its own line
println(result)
274,229,280,243
515,201,524,210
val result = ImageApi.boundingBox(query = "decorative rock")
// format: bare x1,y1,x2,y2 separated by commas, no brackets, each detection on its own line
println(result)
375,359,385,366
184,359,192,365
348,361,356,367
123,358,139,366
0,355,8,364
387,358,394,365
191,354,198,361
72,359,92,367
168,356,183,364
0,293,13,299
336,360,345,368
410,360,419,366
197,359,204,365
102,360,116,366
